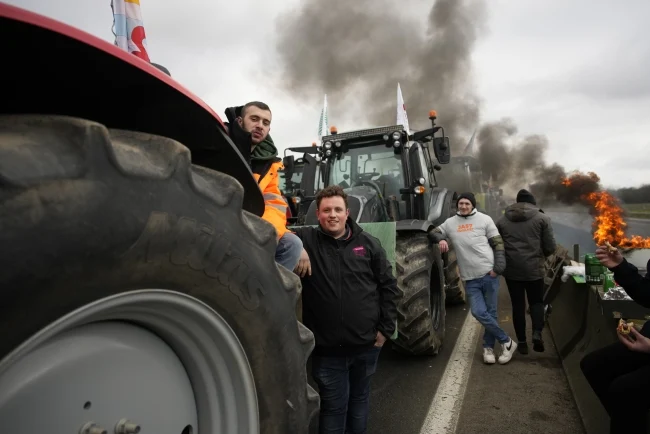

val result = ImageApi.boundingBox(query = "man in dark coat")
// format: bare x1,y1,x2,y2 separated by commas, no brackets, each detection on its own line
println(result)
496,189,556,354
292,185,398,434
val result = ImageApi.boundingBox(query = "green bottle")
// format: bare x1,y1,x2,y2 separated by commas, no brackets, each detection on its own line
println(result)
584,254,605,284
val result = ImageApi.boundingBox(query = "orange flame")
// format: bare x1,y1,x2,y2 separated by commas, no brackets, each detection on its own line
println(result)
562,177,650,249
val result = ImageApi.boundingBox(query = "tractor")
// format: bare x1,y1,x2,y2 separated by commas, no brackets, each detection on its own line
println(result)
279,146,324,225
0,3,318,434
441,155,506,221
295,112,464,356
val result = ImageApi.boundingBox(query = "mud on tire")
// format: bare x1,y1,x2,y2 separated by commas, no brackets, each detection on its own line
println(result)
392,232,446,356
0,115,319,433
444,247,466,305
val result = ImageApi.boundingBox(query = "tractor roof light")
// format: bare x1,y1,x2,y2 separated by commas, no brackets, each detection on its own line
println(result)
383,134,390,141
392,131,401,141
335,141,342,147
324,141,332,149
428,110,438,119
325,149,332,157
330,126,338,134
393,141,401,148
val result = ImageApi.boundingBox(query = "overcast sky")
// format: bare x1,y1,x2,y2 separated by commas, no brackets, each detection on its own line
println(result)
8,0,650,189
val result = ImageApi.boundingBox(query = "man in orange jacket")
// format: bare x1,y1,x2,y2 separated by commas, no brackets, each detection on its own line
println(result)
224,101,303,271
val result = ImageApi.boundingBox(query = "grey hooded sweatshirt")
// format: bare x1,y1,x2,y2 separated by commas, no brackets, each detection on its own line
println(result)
496,202,557,281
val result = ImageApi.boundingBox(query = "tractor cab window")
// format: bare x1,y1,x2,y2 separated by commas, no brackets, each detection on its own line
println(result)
328,144,403,198
279,164,304,194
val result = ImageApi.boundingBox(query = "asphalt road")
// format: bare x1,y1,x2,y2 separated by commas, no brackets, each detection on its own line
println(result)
308,282,584,434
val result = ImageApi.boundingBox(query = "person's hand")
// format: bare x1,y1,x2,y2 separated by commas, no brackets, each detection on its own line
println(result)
374,331,387,347
488,270,497,278
618,327,650,354
294,248,312,277
595,245,624,269
439,240,449,253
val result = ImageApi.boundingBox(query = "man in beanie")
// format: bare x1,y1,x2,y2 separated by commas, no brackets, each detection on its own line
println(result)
496,189,557,354
429,192,518,365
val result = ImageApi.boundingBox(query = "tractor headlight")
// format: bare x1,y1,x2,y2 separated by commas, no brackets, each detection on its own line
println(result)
324,141,332,149
383,134,389,141
392,131,401,141
419,177,425,185
335,141,342,148
325,149,332,156
393,141,401,148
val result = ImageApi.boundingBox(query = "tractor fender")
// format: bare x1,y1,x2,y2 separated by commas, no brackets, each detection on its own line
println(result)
396,219,434,233
0,3,263,216
427,187,454,227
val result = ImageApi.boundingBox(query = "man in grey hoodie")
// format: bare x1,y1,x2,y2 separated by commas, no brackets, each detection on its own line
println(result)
496,189,556,354
429,192,517,365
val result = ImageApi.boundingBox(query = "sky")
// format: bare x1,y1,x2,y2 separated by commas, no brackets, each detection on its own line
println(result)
7,0,650,189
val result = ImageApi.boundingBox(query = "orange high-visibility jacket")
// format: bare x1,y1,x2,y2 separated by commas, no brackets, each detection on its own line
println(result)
253,160,289,240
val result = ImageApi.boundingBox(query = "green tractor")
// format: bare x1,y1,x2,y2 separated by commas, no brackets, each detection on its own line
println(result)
441,155,506,221
294,112,465,356
279,146,325,225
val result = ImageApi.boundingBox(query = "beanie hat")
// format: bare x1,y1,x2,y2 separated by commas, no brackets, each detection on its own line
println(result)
516,189,536,205
457,192,477,208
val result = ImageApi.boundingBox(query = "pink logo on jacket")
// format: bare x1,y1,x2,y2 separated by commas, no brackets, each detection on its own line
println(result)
352,246,366,257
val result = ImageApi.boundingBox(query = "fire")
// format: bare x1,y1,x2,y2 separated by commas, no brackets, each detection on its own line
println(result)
562,176,650,249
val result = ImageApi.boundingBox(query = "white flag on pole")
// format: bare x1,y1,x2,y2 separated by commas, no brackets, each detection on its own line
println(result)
396,83,410,135
318,94,329,139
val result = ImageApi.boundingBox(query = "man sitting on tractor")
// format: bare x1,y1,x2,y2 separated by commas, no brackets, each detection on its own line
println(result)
224,101,303,271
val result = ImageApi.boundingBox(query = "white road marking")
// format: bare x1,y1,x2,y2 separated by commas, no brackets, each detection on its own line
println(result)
419,312,481,434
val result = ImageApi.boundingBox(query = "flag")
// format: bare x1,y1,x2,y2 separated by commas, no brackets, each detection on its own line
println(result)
318,94,329,139
111,0,151,62
463,128,478,156
396,83,410,135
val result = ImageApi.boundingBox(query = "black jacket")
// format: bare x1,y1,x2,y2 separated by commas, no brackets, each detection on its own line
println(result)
293,218,399,356
611,258,650,337
496,202,557,281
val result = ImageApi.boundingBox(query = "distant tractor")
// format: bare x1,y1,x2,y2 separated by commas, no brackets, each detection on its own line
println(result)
442,155,506,221
279,146,325,225
294,111,465,356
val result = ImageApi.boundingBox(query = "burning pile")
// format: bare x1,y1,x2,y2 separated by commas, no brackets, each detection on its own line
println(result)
562,172,650,249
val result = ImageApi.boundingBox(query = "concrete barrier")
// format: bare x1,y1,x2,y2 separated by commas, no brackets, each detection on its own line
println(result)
548,280,617,434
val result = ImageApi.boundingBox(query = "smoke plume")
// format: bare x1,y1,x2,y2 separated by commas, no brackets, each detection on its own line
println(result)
274,0,486,152
273,0,605,209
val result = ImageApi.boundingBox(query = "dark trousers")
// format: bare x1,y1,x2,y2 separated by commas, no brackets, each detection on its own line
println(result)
580,340,650,433
312,346,382,434
505,278,544,342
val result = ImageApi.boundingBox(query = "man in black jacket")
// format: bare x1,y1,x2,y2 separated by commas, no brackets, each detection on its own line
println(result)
292,185,399,434
496,189,556,354
580,248,650,434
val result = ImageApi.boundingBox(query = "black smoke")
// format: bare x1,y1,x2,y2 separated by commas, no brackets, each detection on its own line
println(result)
273,0,486,153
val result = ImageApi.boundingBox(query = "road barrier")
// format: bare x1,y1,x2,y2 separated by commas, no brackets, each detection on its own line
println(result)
547,246,650,434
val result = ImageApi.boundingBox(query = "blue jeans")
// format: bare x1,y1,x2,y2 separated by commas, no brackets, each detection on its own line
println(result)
465,274,510,348
312,346,382,434
275,232,302,271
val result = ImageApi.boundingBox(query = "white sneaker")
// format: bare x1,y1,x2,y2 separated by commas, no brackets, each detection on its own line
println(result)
483,348,496,364
498,338,518,365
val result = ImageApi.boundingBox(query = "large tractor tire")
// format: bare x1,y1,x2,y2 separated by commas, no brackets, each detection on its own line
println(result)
0,115,319,434
392,232,446,356
444,247,466,305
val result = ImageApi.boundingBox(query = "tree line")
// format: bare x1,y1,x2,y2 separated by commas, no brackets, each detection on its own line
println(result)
613,184,650,204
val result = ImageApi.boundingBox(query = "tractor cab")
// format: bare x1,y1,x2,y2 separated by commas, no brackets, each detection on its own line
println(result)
281,145,325,225
304,111,451,225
